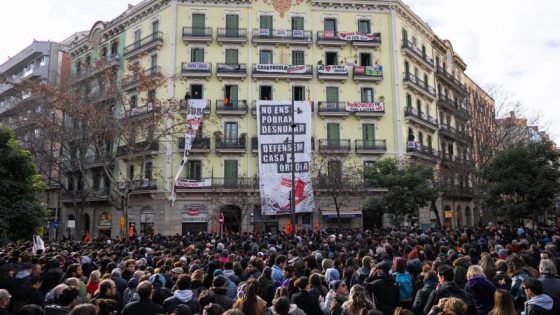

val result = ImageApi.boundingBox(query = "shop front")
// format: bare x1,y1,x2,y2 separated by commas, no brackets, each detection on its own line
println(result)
181,204,209,234
140,206,155,236
321,208,362,228
98,212,112,238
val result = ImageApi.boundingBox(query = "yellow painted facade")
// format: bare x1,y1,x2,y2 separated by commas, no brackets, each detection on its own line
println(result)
63,0,486,238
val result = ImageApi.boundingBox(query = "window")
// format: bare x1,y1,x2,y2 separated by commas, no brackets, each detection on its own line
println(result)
134,30,141,48
129,165,135,180
260,50,273,64
424,74,429,89
147,90,155,104
360,53,372,66
406,94,412,108
416,99,422,115
292,86,305,101
225,14,239,36
364,161,376,172
192,14,206,35
327,160,342,178
225,85,238,106
152,20,159,38
291,16,304,31
422,45,426,58
191,48,204,62
404,61,410,76
326,86,339,103
427,135,433,150
111,41,118,56
301,213,311,225
418,131,424,146
224,160,238,187
93,170,101,190
361,88,374,102
325,52,338,65
145,162,153,180
186,160,201,180
190,84,203,99
324,18,337,36
85,55,91,68
224,122,238,143
150,54,158,70
225,49,238,64
448,143,454,157
327,123,340,141
260,15,273,35
402,28,408,43
362,123,375,141
292,50,304,65
412,36,417,47
130,95,138,109
358,20,371,33
260,86,272,100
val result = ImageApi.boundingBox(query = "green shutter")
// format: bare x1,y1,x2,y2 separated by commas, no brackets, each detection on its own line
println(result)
327,123,340,140
192,14,205,35
225,49,238,64
260,16,272,32
229,85,238,106
326,87,339,102
416,100,422,115
362,124,375,141
226,15,239,37
292,17,304,31
292,51,304,65
406,94,412,108
224,160,238,187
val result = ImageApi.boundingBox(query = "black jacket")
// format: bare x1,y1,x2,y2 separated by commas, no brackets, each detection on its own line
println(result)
424,281,476,315
209,287,233,310
412,281,436,315
365,274,399,315
122,298,164,315
291,290,322,315
163,294,201,314
539,274,560,300
43,305,71,315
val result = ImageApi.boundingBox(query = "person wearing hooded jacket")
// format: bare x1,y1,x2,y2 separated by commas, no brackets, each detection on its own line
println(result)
213,269,237,300
423,264,477,315
465,265,496,315
453,255,472,289
364,262,399,315
322,280,349,315
149,273,172,305
209,275,234,310
163,274,201,314
412,270,437,315
523,278,555,315
350,256,371,287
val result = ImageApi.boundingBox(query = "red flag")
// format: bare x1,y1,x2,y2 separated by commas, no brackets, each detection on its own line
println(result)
314,222,320,232
128,226,134,238
83,230,91,243
285,220,292,235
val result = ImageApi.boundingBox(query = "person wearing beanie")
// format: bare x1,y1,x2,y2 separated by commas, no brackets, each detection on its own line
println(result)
149,273,172,305
209,275,234,310
325,267,340,284
123,277,139,305
213,269,237,300
322,279,349,314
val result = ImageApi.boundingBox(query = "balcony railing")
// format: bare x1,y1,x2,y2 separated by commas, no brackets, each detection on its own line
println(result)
252,29,312,43
121,66,161,90
120,104,156,120
317,101,347,113
352,65,383,81
313,176,383,189
181,62,212,76
119,179,157,191
215,136,246,150
215,100,248,112
182,27,213,37
401,40,434,68
404,107,438,128
355,140,387,151
436,67,468,93
406,142,440,159
70,56,120,84
123,32,164,57
217,28,247,40
117,140,159,156
178,137,211,151
403,72,436,97
216,63,247,74
175,177,259,189
437,95,469,117
318,139,352,152
252,64,313,76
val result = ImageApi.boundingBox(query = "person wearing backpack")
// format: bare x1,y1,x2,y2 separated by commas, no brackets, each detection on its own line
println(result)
364,262,399,315
393,257,415,308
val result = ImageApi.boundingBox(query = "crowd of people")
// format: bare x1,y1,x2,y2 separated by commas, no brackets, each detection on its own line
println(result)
0,224,559,315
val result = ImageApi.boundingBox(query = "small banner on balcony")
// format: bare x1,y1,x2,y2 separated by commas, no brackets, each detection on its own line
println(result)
183,62,210,71
347,102,385,112
317,65,348,74
171,99,208,204
338,31,380,41
255,64,307,74
257,100,315,216
175,178,211,188
354,65,383,76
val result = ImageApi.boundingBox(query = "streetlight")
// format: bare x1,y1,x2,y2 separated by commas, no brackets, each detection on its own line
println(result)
284,100,302,236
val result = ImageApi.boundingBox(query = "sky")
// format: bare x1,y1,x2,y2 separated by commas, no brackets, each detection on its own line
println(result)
1,0,559,140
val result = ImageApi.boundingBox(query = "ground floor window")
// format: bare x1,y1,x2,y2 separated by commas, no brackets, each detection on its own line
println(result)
182,223,208,234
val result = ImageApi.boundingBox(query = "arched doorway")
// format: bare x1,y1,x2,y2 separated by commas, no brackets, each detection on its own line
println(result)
465,207,472,227
220,205,241,233
444,205,452,227
456,206,463,228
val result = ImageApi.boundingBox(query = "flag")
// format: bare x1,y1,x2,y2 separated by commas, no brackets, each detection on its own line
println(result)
314,222,320,232
84,230,91,243
128,226,134,238
32,235,45,255
285,220,292,235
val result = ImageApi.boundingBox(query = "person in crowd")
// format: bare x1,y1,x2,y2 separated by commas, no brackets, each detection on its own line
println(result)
209,276,234,310
488,289,518,315
44,286,79,315
121,280,163,315
427,297,468,315
522,278,554,315
233,279,267,315
273,256,287,288
365,262,399,315
0,289,11,315
537,259,560,300
412,270,437,315
68,304,96,315
453,255,472,289
423,265,476,315
163,274,201,314
323,280,349,315
85,271,100,297
258,267,276,307
465,265,496,315
507,255,530,312
291,277,321,315
341,284,374,315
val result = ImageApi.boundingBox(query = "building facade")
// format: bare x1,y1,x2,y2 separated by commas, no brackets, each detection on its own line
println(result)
57,0,493,238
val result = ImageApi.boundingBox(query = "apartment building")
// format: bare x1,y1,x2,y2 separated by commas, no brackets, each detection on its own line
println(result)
60,0,492,238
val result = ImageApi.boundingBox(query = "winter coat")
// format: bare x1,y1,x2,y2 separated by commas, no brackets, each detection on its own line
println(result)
365,274,399,315
272,265,284,287
539,274,560,300
412,281,436,315
510,270,529,311
465,276,496,315
233,296,268,314
453,256,472,289
267,304,307,315
292,290,322,315
524,294,554,315
121,298,164,315
41,268,63,295
163,290,201,314
258,277,276,306
223,269,241,285
329,294,348,315
350,266,370,287
43,305,71,315
209,287,234,310
423,281,476,315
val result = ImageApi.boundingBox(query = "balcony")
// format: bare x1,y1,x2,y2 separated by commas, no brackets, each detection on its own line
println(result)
216,63,247,80
181,62,212,79
317,101,349,117
70,56,120,84
119,104,157,121
215,136,246,154
252,64,313,80
215,100,248,116
116,140,159,159
440,184,474,198
316,31,347,47
352,65,383,82
440,154,461,166
348,101,385,117
216,28,247,45
439,124,472,144
318,139,352,153
437,95,469,119
85,153,112,168
401,40,434,71
182,27,213,44
121,66,161,91
404,107,438,130
436,67,468,95
123,32,164,59
0,94,36,115
179,99,211,115
252,29,312,46
316,65,348,81
406,142,440,162
403,72,436,100
178,137,211,153
348,32,382,48
87,89,116,105
119,179,158,192
355,140,387,154
174,176,258,190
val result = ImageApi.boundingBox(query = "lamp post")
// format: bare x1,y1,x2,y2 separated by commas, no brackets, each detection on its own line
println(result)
290,99,296,236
